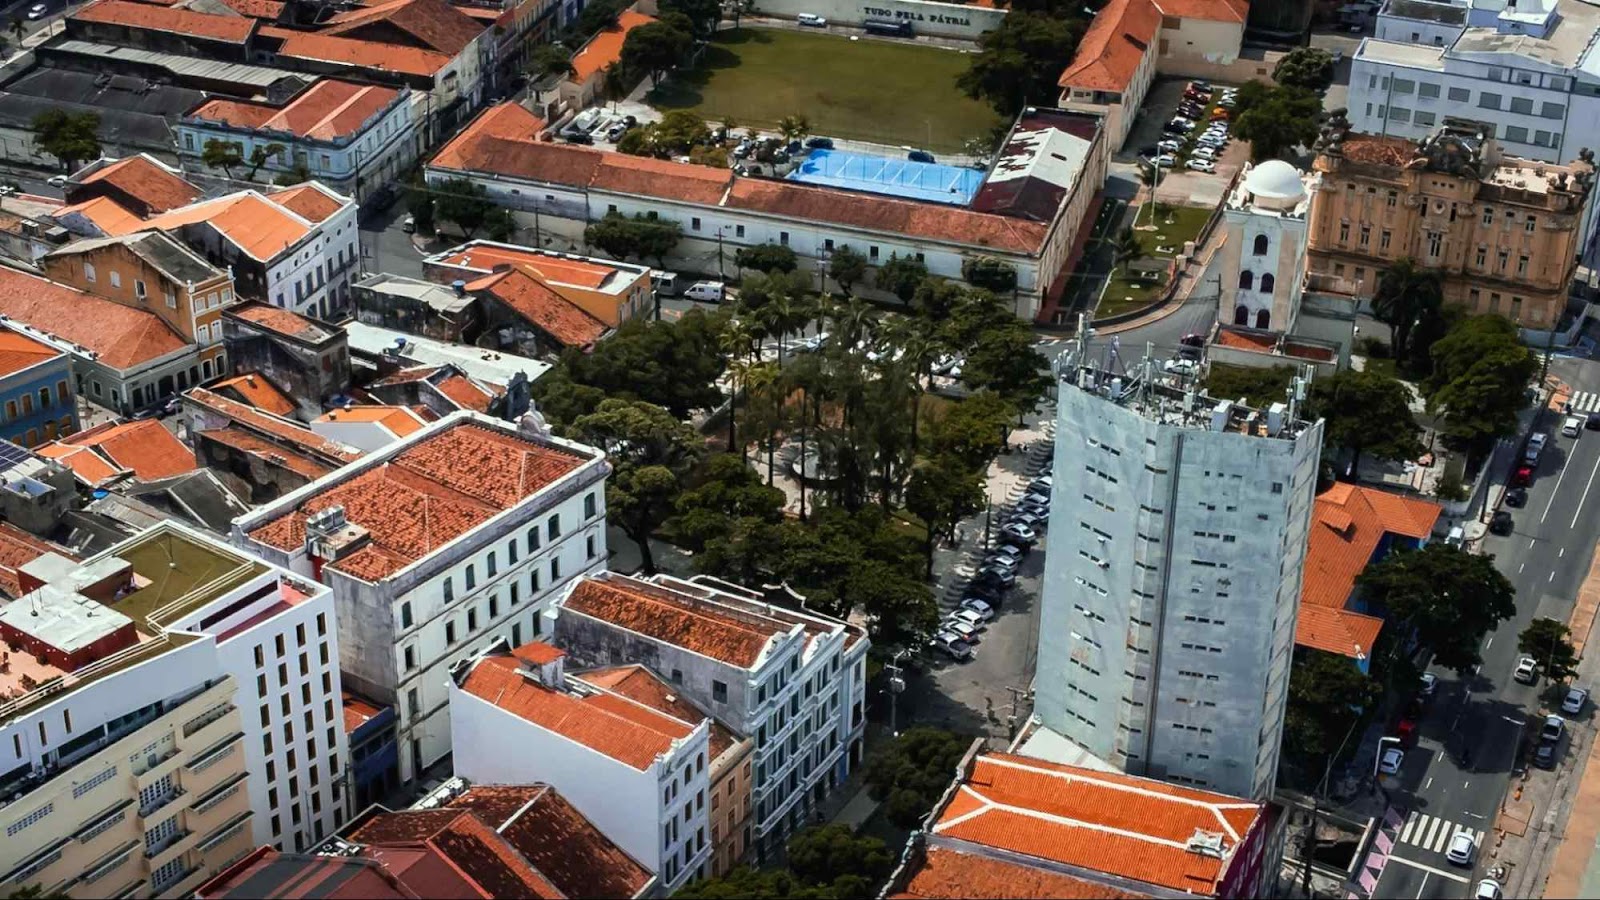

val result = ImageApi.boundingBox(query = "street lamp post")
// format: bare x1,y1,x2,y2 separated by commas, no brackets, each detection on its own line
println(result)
886,649,908,738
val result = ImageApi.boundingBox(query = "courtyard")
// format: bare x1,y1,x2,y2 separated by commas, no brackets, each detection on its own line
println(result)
647,28,1001,152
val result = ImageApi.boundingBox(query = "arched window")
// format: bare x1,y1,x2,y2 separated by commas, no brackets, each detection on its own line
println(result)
1238,271,1254,290
1234,305,1250,325
1254,234,1269,255
1260,273,1276,295
1256,309,1272,329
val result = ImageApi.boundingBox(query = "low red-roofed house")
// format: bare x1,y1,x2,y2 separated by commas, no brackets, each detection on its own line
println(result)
179,78,417,203
561,8,655,108
466,266,610,353
423,239,653,327
882,746,1283,899
65,154,201,217
35,418,196,486
230,412,610,787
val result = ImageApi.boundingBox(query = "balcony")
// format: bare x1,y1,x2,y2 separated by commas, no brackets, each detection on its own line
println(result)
179,705,240,753
78,840,138,887
186,774,248,835
137,787,186,820
180,703,235,740
185,732,243,776
195,810,252,855
152,863,201,896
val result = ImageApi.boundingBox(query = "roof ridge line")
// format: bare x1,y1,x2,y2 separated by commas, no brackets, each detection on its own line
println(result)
983,754,1244,835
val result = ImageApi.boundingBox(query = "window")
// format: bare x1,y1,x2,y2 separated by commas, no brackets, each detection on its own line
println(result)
465,564,475,590
404,645,416,671
527,527,541,553
551,557,561,580
1260,273,1275,295
1476,246,1487,267
1427,233,1442,257
84,263,96,283
1510,97,1534,115
1482,206,1495,225
1380,230,1391,251
1415,111,1436,127
443,577,453,603
487,551,497,577
1527,215,1538,233
1505,125,1529,143
1252,234,1268,255
691,217,701,231
1418,82,1440,99
468,607,478,631
1338,222,1349,243
1238,271,1253,291
407,689,419,716
547,514,560,540
1498,250,1509,270
779,231,789,246
1389,107,1411,123
584,492,597,518
37,388,48,408
109,271,120,289
713,680,728,702
1518,255,1529,276
134,279,146,299
400,601,413,628
1535,129,1554,147
446,620,457,644
735,225,745,238
1392,78,1414,94
869,246,879,260
1448,86,1470,102
586,534,597,560
164,287,176,308
1359,225,1370,247
1541,101,1565,119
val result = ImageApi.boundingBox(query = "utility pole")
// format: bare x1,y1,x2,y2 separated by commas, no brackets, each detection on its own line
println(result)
1002,685,1028,739
716,229,725,280
886,650,908,738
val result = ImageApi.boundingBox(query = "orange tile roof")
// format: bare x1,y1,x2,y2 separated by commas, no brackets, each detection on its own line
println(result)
217,0,285,19
1058,0,1160,92
570,9,654,82
590,151,731,205
41,419,196,483
432,133,604,189
896,846,1150,899
931,753,1263,895
55,195,144,236
324,0,485,54
447,786,652,900
1302,483,1441,610
435,374,496,412
1153,0,1248,22
74,0,257,40
428,104,547,171
268,185,345,225
468,267,608,348
342,689,386,734
435,244,617,289
1215,328,1276,351
314,405,428,437
247,422,586,580
0,330,64,378
191,80,401,143
0,268,188,369
575,663,737,760
78,155,201,214
199,427,336,480
561,575,778,668
186,388,361,463
0,523,75,600
212,372,298,417
1295,605,1385,660
227,300,338,343
142,192,313,263
459,655,690,770
260,26,454,77
35,443,122,486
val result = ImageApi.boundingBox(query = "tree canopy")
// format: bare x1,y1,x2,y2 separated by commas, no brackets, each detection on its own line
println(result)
533,308,728,423
864,727,972,828
584,212,683,266
570,399,703,573
1231,85,1322,161
958,12,1080,118
1358,543,1517,674
1283,648,1381,768
1423,315,1537,452
201,139,244,176
621,19,691,85
32,110,100,171
962,256,1019,294
1519,618,1579,683
905,454,985,578
737,242,799,274
829,246,869,295
875,253,929,303
433,177,513,240
1309,368,1424,473
1371,258,1444,368
1273,47,1337,93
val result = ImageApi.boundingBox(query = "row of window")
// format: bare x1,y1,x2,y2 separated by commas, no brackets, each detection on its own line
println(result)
1369,74,1566,119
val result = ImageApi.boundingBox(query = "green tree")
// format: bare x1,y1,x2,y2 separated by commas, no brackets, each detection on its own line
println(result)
1519,618,1580,683
650,108,713,153
530,42,575,80
32,110,100,172
864,727,971,829
1371,258,1443,367
675,867,833,900
1423,315,1537,452
201,139,244,177
786,825,894,892
539,308,729,422
1273,46,1336,93
829,246,868,295
570,399,703,574
1309,368,1424,474
777,114,812,143
631,214,682,268
958,12,1079,118
433,176,499,239
929,389,1013,471
584,212,683,266
406,181,435,234
962,323,1051,421
875,253,929,303
1113,225,1145,269
1358,543,1517,675
736,242,799,274
961,256,1018,294
273,164,310,186
660,0,722,37
569,0,626,40
246,142,286,179
1283,648,1382,765
1232,85,1322,162
621,19,691,85
9,17,22,41
905,454,984,578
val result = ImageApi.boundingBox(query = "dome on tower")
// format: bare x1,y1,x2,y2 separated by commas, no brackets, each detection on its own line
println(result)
1243,160,1306,207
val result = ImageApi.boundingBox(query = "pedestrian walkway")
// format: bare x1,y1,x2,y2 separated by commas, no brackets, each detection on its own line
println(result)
1348,806,1405,899
1396,811,1483,855
1567,390,1600,413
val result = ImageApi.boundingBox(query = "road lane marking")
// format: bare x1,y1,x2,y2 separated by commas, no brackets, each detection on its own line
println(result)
1421,816,1440,848
1576,443,1600,530
1401,811,1419,843
1415,872,1430,899
1521,563,1527,573
1551,571,1557,582
1561,547,1567,557
1384,854,1472,884
1432,824,1451,853
1486,637,1494,649
1425,776,1434,790
1543,456,1575,522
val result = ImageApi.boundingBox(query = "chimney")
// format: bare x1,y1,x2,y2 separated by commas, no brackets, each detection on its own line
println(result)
246,374,256,387
513,642,566,686
452,280,467,297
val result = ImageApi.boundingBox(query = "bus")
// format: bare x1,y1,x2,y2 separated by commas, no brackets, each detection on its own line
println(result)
862,16,913,37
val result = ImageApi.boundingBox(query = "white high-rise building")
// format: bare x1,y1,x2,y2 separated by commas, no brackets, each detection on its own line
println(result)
1035,343,1323,800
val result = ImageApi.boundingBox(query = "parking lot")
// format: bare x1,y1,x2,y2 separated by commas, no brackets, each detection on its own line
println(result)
1121,77,1251,205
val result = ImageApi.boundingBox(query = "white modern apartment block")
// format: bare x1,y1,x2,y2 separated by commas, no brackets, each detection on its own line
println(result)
449,640,714,890
1035,342,1323,800
551,572,869,860
0,521,348,895
1350,0,1600,163
230,410,610,787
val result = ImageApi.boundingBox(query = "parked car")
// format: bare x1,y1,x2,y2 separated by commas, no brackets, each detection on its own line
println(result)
46,174,67,187
1027,475,1052,496
402,214,416,233
965,581,1005,603
943,619,981,644
1165,357,1199,374
1514,655,1539,684
1378,747,1404,774
805,136,835,150
1158,138,1184,153
1565,414,1585,437
26,3,47,19
1534,741,1558,769
1526,432,1548,464
1147,153,1177,168
959,598,995,621
1474,879,1503,900
1446,831,1476,866
1008,509,1046,531
1186,159,1217,173
932,632,974,661
1542,714,1566,742
1489,510,1514,535
993,543,1026,563
907,149,936,164
683,281,726,303
561,130,593,144
1191,146,1219,161
1505,487,1528,507
985,553,1021,574
1588,412,1600,431
1000,523,1037,546
1419,672,1438,697
947,609,987,632
1189,80,1213,92
1563,686,1589,714
797,12,828,26
974,566,1016,589
605,122,630,142
1513,465,1534,487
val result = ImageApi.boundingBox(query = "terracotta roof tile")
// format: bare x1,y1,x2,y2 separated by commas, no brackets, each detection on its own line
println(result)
560,574,778,668
468,267,607,348
931,753,1264,895
435,244,618,289
54,195,144,236
896,846,1150,899
435,375,496,412
371,365,443,387
428,815,562,899
576,663,737,760
1295,605,1385,660
217,0,285,19
450,786,652,899
0,268,188,369
212,372,298,417
342,689,385,734
363,845,489,897
1152,0,1247,22
570,9,654,81
58,419,196,481
74,0,258,40
142,192,315,263
199,426,336,480
0,330,64,378
0,523,75,599
431,132,604,189
323,0,485,54
1335,133,1416,167
35,443,122,486
261,26,454,77
247,422,586,580
227,300,340,343
77,155,201,214
1302,483,1440,610
186,388,361,462
458,655,689,770
1057,0,1160,92
314,405,427,437
192,80,400,144
1215,328,1276,351
590,152,731,205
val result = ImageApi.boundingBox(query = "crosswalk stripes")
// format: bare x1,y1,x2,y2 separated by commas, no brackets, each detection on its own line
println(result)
1396,811,1482,855
1569,391,1600,413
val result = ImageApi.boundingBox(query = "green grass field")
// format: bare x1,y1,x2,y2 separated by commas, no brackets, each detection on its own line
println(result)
1097,204,1215,318
648,28,1002,152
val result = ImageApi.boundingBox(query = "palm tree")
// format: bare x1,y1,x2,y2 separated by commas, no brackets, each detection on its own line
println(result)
1371,257,1443,363
9,16,22,41
828,296,876,352
718,317,758,455
741,361,783,485
777,115,811,144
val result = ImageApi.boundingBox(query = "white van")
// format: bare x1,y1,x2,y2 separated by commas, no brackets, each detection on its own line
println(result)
651,270,679,297
1564,415,1585,438
797,12,827,26
683,281,725,303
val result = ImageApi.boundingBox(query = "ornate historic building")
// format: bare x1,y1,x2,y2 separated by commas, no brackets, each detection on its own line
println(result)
1307,117,1594,329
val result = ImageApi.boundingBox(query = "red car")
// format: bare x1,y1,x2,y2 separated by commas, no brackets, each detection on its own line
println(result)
1512,465,1534,487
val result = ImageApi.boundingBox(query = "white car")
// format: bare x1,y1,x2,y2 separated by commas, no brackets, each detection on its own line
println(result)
1563,686,1589,714
1564,414,1585,437
986,552,1021,573
1191,146,1219,160
26,3,47,19
943,619,981,643
960,598,995,621
1515,655,1539,684
1420,672,1438,697
1147,153,1177,168
1187,159,1217,173
1446,831,1476,866
1378,747,1404,775
1165,357,1198,374
46,174,67,187
1526,431,1548,463
1474,879,1502,900
796,12,828,26
1157,139,1184,153
947,609,987,632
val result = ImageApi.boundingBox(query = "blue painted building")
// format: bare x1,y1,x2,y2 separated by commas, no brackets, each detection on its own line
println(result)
344,690,400,811
0,328,78,448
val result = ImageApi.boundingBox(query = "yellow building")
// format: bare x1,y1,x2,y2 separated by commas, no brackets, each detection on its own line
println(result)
1308,121,1594,328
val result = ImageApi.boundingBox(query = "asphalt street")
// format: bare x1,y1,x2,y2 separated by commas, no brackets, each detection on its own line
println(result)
1375,356,1600,899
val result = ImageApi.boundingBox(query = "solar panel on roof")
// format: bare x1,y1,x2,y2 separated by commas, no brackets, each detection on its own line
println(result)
0,440,39,477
